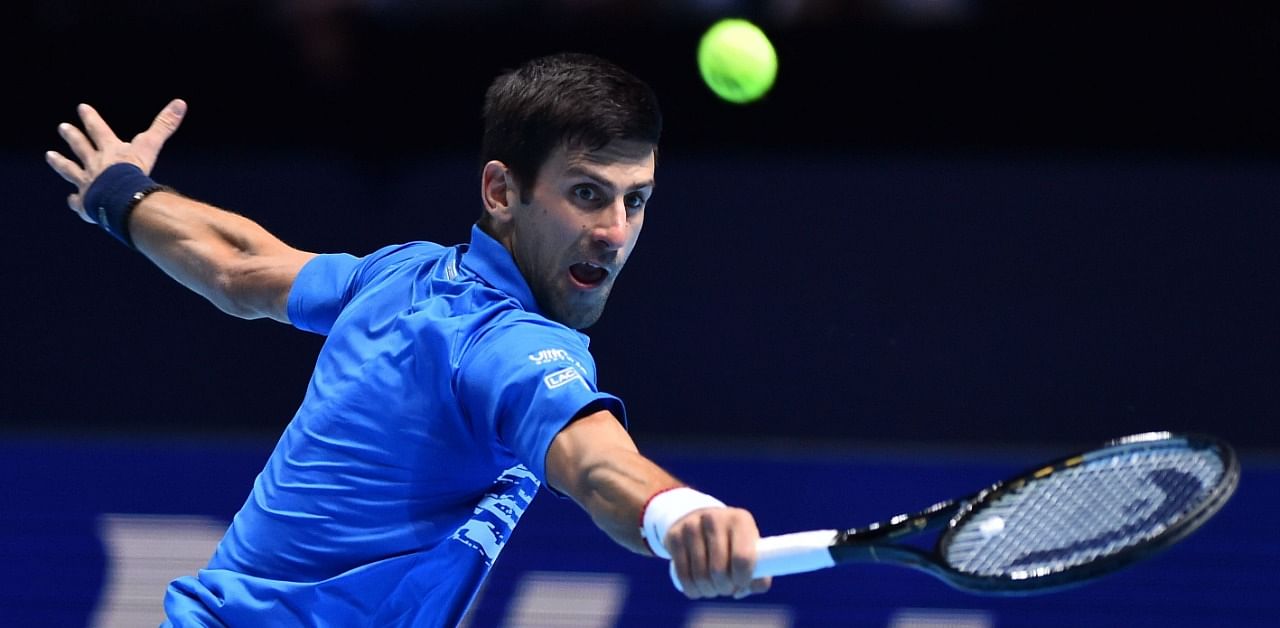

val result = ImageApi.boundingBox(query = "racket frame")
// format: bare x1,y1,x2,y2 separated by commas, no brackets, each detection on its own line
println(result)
828,431,1240,594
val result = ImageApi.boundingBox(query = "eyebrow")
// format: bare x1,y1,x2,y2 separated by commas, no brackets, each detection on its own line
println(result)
564,165,654,193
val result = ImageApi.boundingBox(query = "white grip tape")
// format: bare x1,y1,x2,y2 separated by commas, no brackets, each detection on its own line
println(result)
668,529,839,592
642,487,727,559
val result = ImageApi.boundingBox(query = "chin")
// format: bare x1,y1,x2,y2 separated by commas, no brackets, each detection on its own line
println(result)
558,308,605,330
553,298,608,330
538,281,612,329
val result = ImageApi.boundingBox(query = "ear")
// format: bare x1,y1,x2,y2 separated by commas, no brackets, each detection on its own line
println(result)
480,160,518,226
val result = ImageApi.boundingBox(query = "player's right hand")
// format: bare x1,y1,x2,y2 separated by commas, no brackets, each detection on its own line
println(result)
45,99,186,221
665,506,773,599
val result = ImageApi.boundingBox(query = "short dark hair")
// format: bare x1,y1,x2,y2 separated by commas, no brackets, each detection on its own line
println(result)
480,52,662,202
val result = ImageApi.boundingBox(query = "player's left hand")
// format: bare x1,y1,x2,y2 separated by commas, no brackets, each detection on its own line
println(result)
665,506,772,599
45,99,187,221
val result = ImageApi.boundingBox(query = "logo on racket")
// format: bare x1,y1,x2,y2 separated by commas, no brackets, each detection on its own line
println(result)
1005,468,1206,570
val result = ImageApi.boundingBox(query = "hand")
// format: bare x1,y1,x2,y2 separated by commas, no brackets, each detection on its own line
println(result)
665,506,772,599
45,99,187,222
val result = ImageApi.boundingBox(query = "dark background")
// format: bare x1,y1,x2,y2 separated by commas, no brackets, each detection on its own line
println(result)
3,0,1278,452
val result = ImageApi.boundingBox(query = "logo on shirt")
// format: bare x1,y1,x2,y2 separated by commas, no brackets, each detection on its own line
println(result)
544,367,589,391
528,348,573,365
451,465,540,567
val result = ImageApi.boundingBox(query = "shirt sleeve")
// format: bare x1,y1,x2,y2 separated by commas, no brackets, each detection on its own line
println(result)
287,253,361,335
287,242,445,335
456,318,626,484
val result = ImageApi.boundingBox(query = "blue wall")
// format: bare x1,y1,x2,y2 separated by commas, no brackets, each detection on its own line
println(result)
1,437,1275,627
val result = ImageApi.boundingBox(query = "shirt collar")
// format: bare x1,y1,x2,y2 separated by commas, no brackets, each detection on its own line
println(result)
461,224,543,316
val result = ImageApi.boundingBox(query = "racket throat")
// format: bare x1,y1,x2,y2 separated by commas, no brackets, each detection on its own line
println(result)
833,541,935,568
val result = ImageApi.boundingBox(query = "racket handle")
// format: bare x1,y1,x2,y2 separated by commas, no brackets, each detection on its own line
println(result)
667,529,838,592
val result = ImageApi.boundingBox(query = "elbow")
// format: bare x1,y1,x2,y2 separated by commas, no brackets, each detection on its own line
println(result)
210,264,270,320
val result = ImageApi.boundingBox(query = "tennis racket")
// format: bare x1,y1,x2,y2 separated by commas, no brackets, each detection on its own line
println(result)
671,431,1238,595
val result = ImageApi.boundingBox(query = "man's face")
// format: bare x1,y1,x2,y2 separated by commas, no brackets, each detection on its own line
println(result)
506,140,655,329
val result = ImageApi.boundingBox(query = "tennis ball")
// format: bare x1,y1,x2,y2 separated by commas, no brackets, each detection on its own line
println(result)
698,18,778,104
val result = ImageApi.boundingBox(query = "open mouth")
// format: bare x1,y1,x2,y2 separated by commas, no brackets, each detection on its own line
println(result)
569,262,608,287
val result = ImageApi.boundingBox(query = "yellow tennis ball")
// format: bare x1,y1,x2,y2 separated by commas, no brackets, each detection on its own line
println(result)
698,18,778,104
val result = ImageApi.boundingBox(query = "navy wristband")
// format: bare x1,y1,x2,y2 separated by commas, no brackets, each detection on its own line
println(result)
82,163,168,249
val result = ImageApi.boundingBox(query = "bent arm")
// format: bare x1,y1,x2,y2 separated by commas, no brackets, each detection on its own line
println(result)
129,192,315,322
545,409,681,555
46,100,313,323
546,410,769,599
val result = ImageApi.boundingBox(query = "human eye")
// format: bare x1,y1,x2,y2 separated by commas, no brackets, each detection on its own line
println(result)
572,185,601,204
624,192,647,211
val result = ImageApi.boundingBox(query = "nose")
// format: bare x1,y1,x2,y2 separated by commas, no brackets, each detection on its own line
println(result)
592,200,631,252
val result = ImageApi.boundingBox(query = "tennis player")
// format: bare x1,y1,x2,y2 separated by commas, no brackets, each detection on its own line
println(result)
46,53,768,625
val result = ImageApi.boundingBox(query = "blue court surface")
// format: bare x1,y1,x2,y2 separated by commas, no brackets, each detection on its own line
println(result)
1,437,1275,627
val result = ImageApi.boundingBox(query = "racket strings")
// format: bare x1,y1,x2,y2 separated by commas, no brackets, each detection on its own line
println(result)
942,443,1225,579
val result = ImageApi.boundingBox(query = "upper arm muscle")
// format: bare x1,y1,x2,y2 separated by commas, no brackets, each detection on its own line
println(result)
248,247,317,323
545,409,638,497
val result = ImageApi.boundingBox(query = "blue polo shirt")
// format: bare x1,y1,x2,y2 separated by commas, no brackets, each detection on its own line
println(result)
163,226,625,627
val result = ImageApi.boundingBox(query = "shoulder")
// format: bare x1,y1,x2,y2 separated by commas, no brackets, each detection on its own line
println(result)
356,241,449,275
289,241,455,334
461,310,597,372
301,241,447,282
480,311,591,351
344,241,456,292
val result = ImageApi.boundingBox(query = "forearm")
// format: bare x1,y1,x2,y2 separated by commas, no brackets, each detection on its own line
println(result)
547,411,681,554
564,444,683,555
547,411,767,599
48,100,313,322
129,191,312,322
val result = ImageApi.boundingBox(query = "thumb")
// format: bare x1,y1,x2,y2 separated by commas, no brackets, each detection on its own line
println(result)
133,99,187,161
68,192,91,222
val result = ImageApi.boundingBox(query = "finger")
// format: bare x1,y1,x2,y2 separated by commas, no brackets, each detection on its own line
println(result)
749,576,772,595
663,524,693,596
67,192,90,221
134,98,187,156
77,103,122,150
45,150,87,187
727,519,758,593
701,515,735,596
679,521,714,598
57,122,96,166
733,576,773,599
672,551,697,599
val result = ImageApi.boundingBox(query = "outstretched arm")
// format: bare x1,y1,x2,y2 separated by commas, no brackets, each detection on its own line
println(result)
546,409,771,600
45,100,314,322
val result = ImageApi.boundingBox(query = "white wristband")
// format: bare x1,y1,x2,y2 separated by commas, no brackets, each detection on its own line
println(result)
640,487,726,559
